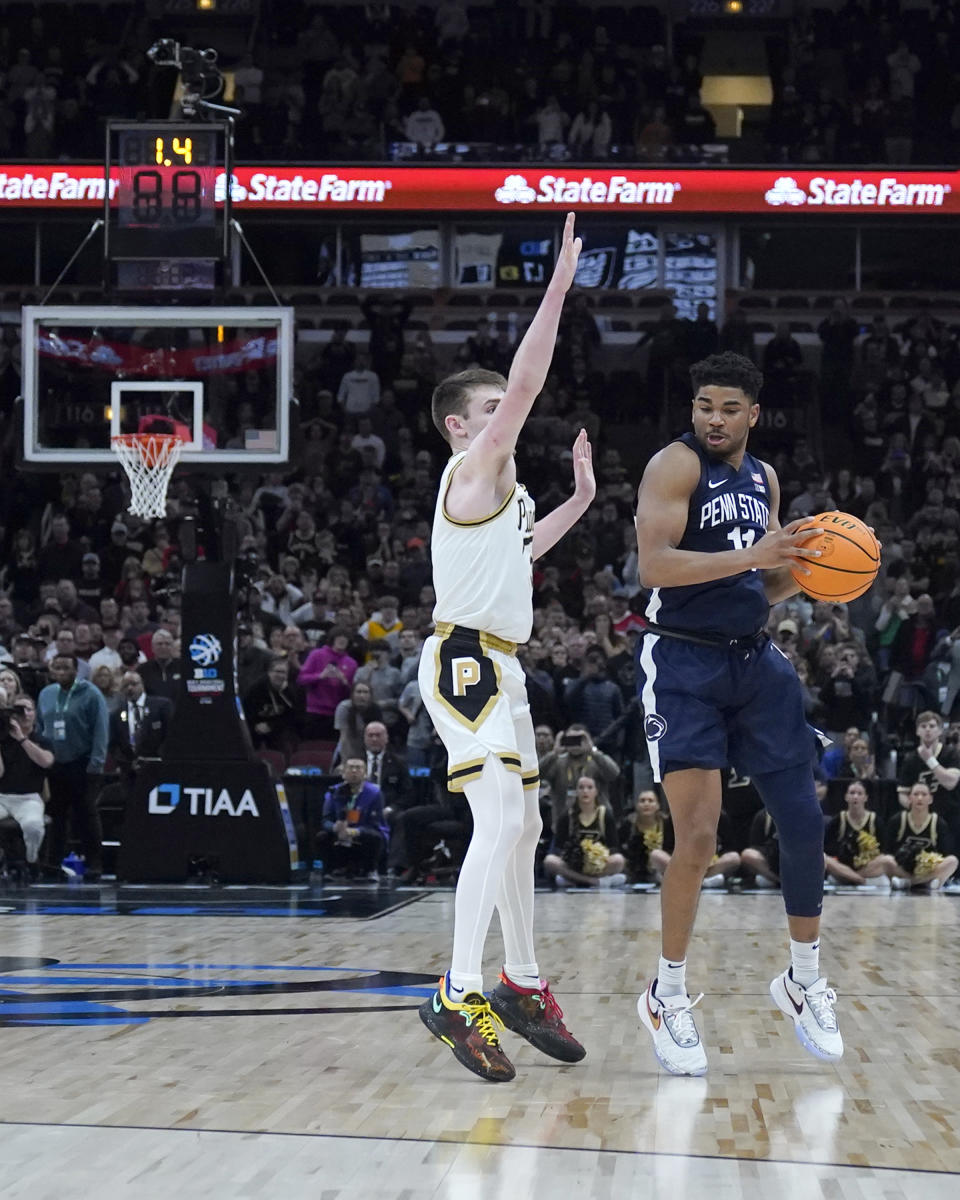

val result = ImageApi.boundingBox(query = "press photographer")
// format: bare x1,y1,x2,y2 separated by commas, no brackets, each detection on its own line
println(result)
0,689,53,871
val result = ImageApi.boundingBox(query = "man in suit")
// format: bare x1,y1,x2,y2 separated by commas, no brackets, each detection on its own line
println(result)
362,720,410,813
110,671,173,769
318,757,388,882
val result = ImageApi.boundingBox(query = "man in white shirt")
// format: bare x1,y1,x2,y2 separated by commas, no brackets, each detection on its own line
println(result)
337,354,381,415
88,626,123,678
351,415,387,467
404,97,445,148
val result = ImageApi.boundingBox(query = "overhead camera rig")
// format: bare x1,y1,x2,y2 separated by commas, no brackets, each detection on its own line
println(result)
147,37,242,120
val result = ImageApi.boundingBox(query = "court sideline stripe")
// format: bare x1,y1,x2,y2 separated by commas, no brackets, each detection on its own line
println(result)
0,1120,956,1178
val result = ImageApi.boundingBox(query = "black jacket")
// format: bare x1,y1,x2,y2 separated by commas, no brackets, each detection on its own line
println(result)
109,695,173,766
137,659,183,706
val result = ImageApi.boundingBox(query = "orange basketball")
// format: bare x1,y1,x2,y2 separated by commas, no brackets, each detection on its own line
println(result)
788,511,881,603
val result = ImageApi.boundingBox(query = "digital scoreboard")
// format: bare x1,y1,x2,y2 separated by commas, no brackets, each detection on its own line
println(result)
104,121,230,292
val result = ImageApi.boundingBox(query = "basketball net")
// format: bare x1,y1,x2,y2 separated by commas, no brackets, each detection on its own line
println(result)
111,433,184,519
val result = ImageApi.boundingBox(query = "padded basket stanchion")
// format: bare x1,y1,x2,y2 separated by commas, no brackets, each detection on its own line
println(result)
111,433,184,518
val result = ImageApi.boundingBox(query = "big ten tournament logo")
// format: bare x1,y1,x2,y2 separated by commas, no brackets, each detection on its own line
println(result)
0,957,436,1028
147,782,260,818
188,632,225,697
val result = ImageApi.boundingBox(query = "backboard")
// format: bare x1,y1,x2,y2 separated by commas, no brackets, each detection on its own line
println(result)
21,306,294,466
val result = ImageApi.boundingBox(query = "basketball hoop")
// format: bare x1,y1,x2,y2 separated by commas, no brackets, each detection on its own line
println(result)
111,433,184,519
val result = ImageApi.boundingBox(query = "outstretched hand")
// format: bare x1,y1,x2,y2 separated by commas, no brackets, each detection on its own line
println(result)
551,212,582,294
572,428,595,504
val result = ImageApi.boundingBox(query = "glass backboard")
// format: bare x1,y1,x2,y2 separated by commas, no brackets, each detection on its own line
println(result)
21,306,294,465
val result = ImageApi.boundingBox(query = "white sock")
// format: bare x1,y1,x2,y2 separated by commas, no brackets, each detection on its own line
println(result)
504,963,541,990
789,938,820,988
446,969,483,1000
657,954,687,998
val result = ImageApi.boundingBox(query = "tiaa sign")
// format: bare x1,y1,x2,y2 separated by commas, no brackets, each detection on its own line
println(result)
148,783,260,818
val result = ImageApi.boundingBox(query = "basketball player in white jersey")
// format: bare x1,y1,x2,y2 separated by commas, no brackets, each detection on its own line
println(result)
418,213,595,1081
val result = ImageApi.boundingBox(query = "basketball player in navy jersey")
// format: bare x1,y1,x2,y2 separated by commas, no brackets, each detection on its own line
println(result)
634,351,843,1075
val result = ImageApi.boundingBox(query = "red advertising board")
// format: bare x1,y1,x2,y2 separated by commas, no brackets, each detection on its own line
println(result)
0,163,957,214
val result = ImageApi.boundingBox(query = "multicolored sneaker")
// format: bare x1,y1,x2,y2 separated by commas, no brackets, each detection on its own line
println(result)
489,972,586,1063
419,974,516,1082
769,969,843,1062
637,979,708,1076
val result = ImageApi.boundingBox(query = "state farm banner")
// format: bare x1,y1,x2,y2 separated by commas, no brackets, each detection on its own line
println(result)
38,327,278,374
2,163,959,214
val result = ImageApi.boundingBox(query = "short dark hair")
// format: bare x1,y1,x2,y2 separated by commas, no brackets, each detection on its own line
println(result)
431,368,507,443
51,652,78,666
690,351,763,403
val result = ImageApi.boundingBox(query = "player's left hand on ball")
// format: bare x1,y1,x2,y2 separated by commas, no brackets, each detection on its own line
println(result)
572,428,595,502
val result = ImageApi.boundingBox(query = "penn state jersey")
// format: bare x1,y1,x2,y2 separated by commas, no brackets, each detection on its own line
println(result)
431,451,536,644
645,432,771,637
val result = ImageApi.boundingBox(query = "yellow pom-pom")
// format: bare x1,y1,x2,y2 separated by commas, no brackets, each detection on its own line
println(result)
913,850,945,878
580,837,611,876
854,830,881,869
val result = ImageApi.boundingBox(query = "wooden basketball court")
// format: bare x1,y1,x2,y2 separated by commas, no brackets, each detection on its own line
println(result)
1,886,958,1198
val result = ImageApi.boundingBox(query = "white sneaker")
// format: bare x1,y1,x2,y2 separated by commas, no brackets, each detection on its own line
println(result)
553,874,569,890
598,873,627,890
752,875,776,888
890,876,910,890
769,970,843,1062
638,980,708,1076
701,873,726,889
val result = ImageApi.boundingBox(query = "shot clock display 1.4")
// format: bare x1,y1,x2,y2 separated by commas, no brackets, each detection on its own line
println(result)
109,123,224,261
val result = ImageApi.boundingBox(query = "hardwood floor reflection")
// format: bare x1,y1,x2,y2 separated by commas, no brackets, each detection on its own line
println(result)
1,889,959,1197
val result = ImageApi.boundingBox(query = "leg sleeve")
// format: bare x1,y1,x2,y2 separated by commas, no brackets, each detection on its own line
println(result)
752,763,825,918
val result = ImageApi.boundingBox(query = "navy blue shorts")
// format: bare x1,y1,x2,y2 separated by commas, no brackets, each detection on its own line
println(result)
635,633,816,782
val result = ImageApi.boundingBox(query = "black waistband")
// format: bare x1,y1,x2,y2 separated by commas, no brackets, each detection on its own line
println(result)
641,620,769,651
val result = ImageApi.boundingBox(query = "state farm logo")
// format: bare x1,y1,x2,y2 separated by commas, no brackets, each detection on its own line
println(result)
764,174,950,209
765,176,806,206
494,173,681,206
495,174,537,204
215,171,392,204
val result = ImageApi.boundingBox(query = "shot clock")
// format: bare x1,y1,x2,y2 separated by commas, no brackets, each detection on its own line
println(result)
104,121,231,291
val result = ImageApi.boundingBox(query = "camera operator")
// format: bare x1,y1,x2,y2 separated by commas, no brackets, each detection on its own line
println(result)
539,723,622,831
0,692,53,870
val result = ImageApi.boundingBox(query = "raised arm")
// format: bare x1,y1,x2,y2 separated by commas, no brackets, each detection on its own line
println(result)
532,428,595,558
459,212,581,483
635,443,821,590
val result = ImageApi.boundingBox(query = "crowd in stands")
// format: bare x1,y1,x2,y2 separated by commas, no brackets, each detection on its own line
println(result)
2,0,957,164
1,274,959,888
764,2,960,165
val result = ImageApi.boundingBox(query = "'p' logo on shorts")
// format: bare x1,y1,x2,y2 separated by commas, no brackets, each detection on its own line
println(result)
451,657,481,696
435,628,501,729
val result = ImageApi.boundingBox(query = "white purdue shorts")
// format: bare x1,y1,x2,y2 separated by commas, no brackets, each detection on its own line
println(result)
418,622,540,794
